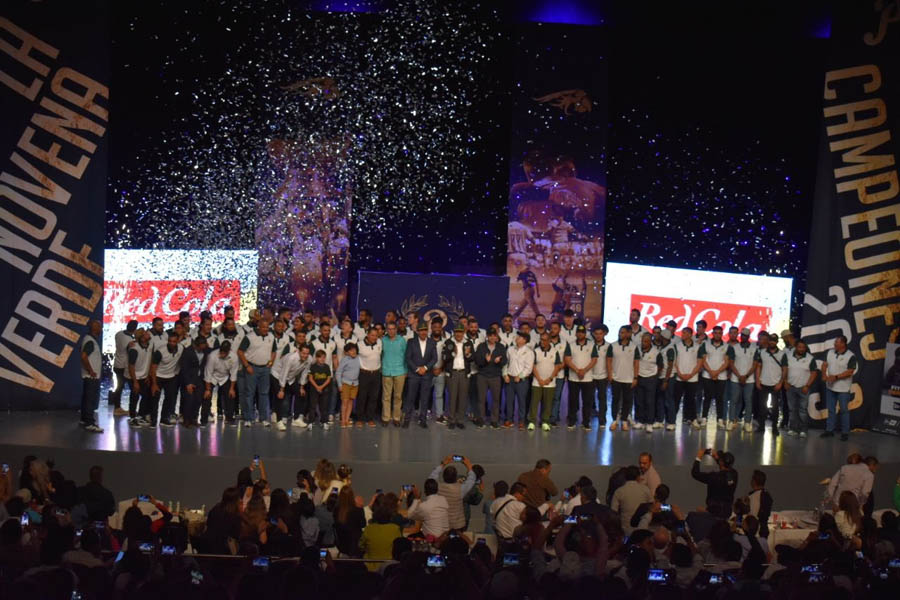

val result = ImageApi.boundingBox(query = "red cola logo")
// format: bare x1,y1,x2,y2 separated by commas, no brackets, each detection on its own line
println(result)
631,294,773,340
103,280,241,324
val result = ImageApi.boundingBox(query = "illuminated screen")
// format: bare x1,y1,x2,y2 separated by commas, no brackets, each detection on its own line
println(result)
102,249,258,353
603,262,792,340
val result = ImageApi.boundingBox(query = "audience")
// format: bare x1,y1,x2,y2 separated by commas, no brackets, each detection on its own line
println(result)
1,450,897,600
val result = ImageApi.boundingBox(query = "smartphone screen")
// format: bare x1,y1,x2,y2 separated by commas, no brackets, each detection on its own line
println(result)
20,513,29,526
139,542,153,552
452,455,462,462
1,463,9,474
426,554,446,568
138,494,150,502
647,569,668,583
253,455,260,467
161,545,176,555
252,556,270,570
319,549,328,559
502,554,519,567
660,504,672,511
564,515,577,524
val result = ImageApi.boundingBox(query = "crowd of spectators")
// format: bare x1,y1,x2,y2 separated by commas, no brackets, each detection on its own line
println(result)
1,451,899,599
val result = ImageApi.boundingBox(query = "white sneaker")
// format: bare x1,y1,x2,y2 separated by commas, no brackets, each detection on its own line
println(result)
691,419,701,429
622,421,630,431
84,423,104,433
717,419,725,429
645,424,653,433
323,422,331,430
541,423,550,432
699,417,707,426
328,414,334,423
726,421,735,431
243,420,253,427
270,413,278,423
262,421,271,428
653,422,663,429
293,417,306,427
527,423,535,431
743,422,753,432
276,420,287,431
666,424,676,431
799,431,807,438
307,423,314,431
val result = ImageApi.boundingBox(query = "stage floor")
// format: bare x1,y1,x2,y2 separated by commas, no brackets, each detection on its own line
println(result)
2,406,897,520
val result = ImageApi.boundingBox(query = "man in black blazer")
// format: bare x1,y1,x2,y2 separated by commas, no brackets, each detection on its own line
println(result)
179,336,209,428
404,321,437,428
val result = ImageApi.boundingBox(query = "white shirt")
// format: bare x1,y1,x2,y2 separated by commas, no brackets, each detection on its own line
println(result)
113,330,133,370
333,333,358,363
81,335,101,378
758,348,787,386
559,324,577,348
824,349,857,393
533,345,561,388
498,328,516,348
566,340,598,382
591,341,610,379
216,329,245,353
826,463,874,507
152,343,183,379
657,342,675,379
491,494,526,539
608,340,639,383
311,335,337,367
727,343,759,384
418,337,428,357
273,349,312,387
699,340,729,381
358,338,383,371
636,345,662,378
450,339,466,370
786,351,818,388
551,339,568,379
431,332,450,370
505,344,535,379
353,322,369,340
127,341,152,379
239,329,276,366
407,494,450,538
674,341,700,382
204,351,239,386
148,329,167,353
271,332,291,371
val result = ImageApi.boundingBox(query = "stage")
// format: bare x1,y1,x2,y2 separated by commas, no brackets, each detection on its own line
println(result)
2,404,898,527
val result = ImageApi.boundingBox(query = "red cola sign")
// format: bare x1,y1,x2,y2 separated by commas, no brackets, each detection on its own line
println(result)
103,280,241,323
632,294,774,340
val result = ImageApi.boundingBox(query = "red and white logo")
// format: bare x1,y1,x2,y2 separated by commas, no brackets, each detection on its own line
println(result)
103,280,241,324
632,294,774,339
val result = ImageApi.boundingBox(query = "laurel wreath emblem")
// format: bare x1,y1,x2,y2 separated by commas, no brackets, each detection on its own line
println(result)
438,295,466,326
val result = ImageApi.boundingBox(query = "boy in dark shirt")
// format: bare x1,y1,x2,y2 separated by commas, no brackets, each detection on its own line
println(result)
308,350,333,429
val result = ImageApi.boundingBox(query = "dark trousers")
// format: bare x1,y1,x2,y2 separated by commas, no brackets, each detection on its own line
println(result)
701,378,726,420
635,377,658,425
404,373,433,422
673,380,698,422
216,381,236,420
610,381,634,423
447,370,468,424
568,380,594,427
308,386,328,424
358,370,381,422
593,378,609,425
292,383,309,420
757,384,780,431
476,375,502,424
182,382,206,424
80,377,100,425
107,367,131,409
158,376,180,423
133,378,151,420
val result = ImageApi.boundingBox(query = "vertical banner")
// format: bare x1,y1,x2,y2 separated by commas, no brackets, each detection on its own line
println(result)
800,0,900,433
0,1,109,410
257,136,351,318
507,23,607,327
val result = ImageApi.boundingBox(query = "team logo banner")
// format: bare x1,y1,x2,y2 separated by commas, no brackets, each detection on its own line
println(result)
800,0,900,433
356,271,509,330
506,24,607,328
0,1,109,409
102,249,259,355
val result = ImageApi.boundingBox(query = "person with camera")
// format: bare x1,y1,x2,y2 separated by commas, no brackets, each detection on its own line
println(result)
428,455,477,531
404,478,450,540
691,448,738,509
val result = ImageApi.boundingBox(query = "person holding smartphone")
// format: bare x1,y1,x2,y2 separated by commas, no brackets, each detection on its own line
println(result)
404,479,450,539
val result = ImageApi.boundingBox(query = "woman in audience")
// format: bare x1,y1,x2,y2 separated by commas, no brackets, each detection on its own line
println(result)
297,494,319,547
26,459,53,504
835,490,863,542
334,486,366,557
240,492,268,547
313,459,343,504
359,496,402,571
316,493,337,548
204,487,242,554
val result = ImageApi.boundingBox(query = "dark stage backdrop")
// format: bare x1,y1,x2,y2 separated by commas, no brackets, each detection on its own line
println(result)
507,24,606,328
356,271,509,330
801,0,900,433
0,0,108,410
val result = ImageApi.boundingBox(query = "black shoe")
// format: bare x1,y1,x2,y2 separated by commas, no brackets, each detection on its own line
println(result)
419,420,428,429
820,431,834,438
447,422,456,430
475,420,485,429
401,419,410,429
456,422,465,430
840,433,849,441
490,422,500,429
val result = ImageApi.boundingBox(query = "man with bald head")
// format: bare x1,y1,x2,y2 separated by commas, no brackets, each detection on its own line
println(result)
80,320,104,433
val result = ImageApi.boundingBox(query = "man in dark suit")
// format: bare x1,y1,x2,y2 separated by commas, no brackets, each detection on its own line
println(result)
180,336,209,428
403,321,437,428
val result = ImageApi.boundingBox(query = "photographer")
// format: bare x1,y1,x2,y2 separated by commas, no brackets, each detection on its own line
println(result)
691,449,738,509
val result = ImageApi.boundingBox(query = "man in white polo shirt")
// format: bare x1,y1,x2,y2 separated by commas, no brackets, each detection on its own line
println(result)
238,319,277,427
505,331,535,429
531,332,562,431
79,320,103,433
564,325,598,431
656,329,676,430
548,322,568,427
107,319,137,417
820,335,858,441
784,338,818,438
149,331,184,428
606,325,639,431
635,332,663,433
755,332,787,436
699,326,729,429
591,325,610,428
673,327,702,429
726,327,760,432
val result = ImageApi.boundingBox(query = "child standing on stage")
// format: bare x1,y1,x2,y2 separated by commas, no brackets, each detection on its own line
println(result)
336,343,361,428
308,350,333,430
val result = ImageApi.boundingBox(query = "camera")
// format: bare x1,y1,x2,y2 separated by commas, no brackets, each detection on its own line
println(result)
452,455,463,462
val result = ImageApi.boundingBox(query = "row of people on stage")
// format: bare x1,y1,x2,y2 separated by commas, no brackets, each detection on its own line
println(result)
80,305,857,441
